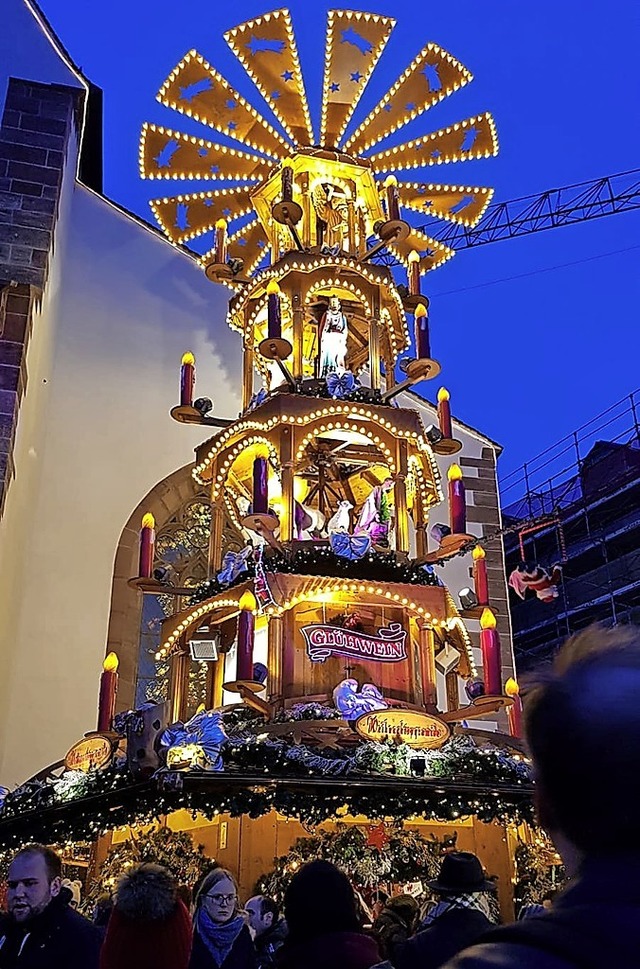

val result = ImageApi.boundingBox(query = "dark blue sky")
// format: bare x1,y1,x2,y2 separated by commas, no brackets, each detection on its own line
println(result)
40,0,640,482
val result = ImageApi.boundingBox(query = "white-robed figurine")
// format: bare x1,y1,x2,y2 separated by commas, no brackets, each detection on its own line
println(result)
318,295,348,377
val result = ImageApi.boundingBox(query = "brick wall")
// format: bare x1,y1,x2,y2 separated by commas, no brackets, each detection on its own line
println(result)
462,447,515,682
0,78,82,513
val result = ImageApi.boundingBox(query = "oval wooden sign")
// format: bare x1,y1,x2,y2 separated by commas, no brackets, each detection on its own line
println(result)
64,735,113,773
355,709,450,749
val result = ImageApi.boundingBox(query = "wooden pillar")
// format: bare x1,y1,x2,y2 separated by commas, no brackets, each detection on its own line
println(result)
419,621,437,711
212,651,226,708
267,614,284,703
169,650,189,721
208,502,225,576
292,286,303,380
281,609,296,699
415,492,428,559
395,440,409,555
445,669,459,712
280,427,294,542
242,345,254,411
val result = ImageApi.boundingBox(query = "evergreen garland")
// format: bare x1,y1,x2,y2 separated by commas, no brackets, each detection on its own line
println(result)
256,824,450,902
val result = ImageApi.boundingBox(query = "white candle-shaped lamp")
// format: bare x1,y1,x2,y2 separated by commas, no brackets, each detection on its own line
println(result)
214,218,227,264
408,249,420,296
138,513,156,579
180,351,195,407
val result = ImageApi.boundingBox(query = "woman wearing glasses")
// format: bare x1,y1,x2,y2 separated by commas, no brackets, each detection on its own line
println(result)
190,869,257,969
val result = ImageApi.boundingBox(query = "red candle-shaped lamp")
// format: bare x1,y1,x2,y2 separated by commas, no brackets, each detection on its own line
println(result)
266,280,282,340
253,457,269,515
505,677,523,738
414,304,431,359
281,164,294,202
408,249,421,296
214,218,227,264
437,387,452,439
97,652,119,732
138,512,156,579
472,545,489,606
236,590,257,682
180,351,195,407
384,174,400,221
447,464,466,535
480,608,502,696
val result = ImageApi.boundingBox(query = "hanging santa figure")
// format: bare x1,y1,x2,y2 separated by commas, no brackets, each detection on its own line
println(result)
318,295,348,377
509,561,563,603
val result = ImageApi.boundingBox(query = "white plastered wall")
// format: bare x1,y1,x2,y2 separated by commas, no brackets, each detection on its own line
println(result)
0,183,240,786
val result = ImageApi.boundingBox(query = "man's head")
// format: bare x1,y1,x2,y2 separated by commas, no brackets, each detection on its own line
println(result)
245,895,279,937
525,624,640,863
8,845,62,923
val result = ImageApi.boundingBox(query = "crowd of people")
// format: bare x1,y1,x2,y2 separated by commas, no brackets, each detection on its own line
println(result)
1,624,638,968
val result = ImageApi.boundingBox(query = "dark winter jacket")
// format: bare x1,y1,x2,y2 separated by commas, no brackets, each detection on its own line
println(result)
100,863,192,969
276,929,381,969
189,922,257,969
394,908,493,969
255,918,288,969
444,855,640,969
0,893,101,969
372,897,419,962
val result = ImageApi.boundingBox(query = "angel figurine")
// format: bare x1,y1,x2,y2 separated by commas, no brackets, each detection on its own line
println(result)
318,296,348,377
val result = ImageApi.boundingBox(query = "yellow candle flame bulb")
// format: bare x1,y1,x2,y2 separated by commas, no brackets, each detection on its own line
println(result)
437,387,450,402
181,351,195,366
472,545,486,560
504,677,520,697
408,249,420,263
414,303,427,319
447,464,463,481
480,608,497,630
103,652,119,673
215,218,227,230
384,174,398,187
239,590,258,612
141,512,155,529
266,280,281,296
196,702,207,714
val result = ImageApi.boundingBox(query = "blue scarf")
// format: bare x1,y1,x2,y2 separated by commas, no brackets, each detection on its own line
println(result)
196,909,245,967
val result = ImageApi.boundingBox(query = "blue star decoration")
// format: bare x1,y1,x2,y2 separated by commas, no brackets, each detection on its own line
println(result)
460,127,478,152
270,90,281,100
257,239,267,249
226,98,237,110
383,103,393,113
237,238,247,246
281,70,294,82
204,198,214,207
210,164,220,174
222,207,232,217
350,71,363,83
178,78,211,102
430,149,441,160
198,148,208,157
330,82,340,93
154,140,179,168
246,37,286,55
421,63,442,92
228,121,238,132
406,102,416,112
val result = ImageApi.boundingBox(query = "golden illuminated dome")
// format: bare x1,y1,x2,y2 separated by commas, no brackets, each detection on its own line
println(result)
139,8,497,280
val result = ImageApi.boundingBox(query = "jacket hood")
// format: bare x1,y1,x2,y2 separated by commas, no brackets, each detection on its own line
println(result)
278,929,380,969
115,863,177,921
